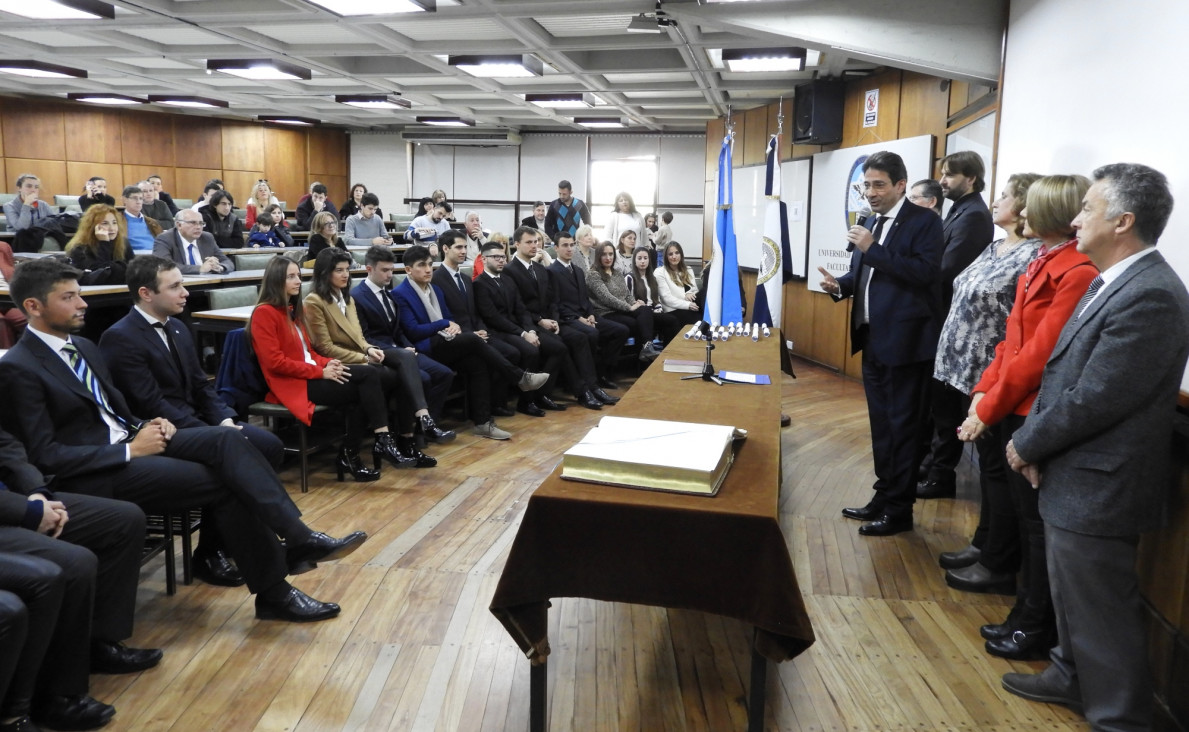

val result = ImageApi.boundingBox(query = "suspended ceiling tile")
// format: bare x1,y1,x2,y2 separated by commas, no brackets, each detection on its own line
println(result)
118,27,227,45
386,18,513,42
602,71,692,84
109,56,199,69
0,30,92,45
255,23,365,45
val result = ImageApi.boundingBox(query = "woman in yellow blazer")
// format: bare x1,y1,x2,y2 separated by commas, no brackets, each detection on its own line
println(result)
303,248,447,468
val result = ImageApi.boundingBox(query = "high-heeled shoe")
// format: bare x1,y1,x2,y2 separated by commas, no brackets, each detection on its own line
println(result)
416,414,456,443
336,447,380,482
373,432,418,470
398,435,437,468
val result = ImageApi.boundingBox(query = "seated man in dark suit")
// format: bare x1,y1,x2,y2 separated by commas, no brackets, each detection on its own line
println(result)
0,258,367,624
293,183,338,232
391,245,548,441
152,210,235,275
99,255,286,586
2,428,150,732
350,246,454,424
548,231,628,391
502,226,606,410
520,201,547,231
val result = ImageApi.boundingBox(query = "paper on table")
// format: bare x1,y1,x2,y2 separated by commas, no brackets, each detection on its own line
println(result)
718,371,771,385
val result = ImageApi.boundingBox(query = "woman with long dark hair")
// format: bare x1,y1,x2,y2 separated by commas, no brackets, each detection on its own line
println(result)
67,204,134,285
247,256,409,481
586,242,660,361
202,190,244,250
340,183,374,221
628,246,679,344
303,248,444,467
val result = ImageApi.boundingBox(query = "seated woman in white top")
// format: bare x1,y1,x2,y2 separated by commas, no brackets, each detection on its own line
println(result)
654,242,701,328
603,191,647,253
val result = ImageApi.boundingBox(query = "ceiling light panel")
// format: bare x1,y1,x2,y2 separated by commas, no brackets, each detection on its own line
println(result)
0,0,113,20
308,0,432,16
0,59,86,78
449,54,542,78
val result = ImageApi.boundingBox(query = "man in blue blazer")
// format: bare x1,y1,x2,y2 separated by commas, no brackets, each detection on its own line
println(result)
1001,164,1189,728
99,255,285,586
818,150,944,536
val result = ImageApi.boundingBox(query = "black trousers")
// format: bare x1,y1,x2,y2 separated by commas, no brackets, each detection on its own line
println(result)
562,318,627,378
307,364,388,450
378,348,427,433
428,332,512,424
603,308,655,344
0,554,63,718
489,330,566,403
998,413,1051,631
555,324,598,394
861,354,933,519
921,379,967,486
0,493,144,704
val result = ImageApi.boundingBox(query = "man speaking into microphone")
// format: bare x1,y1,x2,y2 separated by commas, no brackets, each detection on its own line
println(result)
817,151,944,536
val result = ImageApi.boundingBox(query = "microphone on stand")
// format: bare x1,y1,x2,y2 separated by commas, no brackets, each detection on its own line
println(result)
846,202,873,252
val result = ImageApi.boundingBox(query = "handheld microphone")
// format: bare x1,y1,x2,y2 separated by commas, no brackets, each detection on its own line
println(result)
847,202,873,252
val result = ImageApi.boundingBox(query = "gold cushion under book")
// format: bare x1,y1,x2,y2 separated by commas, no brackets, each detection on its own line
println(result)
561,416,739,496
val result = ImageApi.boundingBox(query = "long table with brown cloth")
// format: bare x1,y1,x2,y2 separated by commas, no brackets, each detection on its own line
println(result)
490,330,814,732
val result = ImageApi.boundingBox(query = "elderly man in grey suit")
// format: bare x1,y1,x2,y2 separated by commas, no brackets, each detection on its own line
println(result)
152,210,235,275
1001,163,1189,731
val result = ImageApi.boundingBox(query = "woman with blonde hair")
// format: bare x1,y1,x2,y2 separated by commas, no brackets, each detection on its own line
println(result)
573,224,598,271
67,204,134,285
305,210,348,263
245,179,279,229
655,242,701,327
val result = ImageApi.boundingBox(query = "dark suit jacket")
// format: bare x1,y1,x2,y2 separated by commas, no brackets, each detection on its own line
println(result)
547,260,594,321
502,256,558,324
99,308,236,430
152,229,235,275
0,333,147,485
0,428,47,497
1014,251,1189,537
294,198,339,231
473,272,534,337
350,281,416,350
431,265,486,333
521,216,544,230
391,278,454,353
834,198,944,365
940,192,994,302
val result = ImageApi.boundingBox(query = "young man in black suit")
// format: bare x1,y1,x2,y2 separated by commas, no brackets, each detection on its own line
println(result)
0,258,368,624
98,255,286,586
817,150,944,536
547,231,627,391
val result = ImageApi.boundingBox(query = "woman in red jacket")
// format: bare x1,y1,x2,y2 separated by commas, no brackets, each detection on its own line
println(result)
954,174,1098,660
247,256,407,481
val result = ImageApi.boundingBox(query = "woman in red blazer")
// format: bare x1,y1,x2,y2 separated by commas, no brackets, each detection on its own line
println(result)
955,174,1098,661
247,256,406,481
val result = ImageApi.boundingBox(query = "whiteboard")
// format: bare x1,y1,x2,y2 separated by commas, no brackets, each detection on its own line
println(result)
730,158,810,277
806,135,935,294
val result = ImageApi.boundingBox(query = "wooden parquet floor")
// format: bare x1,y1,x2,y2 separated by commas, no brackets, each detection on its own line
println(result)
90,359,1087,731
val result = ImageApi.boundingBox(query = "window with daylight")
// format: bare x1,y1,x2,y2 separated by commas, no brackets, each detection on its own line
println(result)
589,157,658,236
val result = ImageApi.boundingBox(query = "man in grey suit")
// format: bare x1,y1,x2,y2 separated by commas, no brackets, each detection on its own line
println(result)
152,210,235,275
1002,163,1189,730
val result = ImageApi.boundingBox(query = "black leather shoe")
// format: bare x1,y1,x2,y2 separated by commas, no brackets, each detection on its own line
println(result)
416,414,456,443
981,620,1015,641
255,587,341,623
945,562,1016,595
372,432,418,469
0,715,40,732
517,401,546,417
858,514,913,536
336,447,380,482
491,405,516,417
576,391,603,410
597,376,619,390
286,531,368,569
398,435,437,468
33,696,114,731
841,503,882,521
90,640,162,674
939,543,982,570
192,549,245,587
536,395,567,411
1001,672,1083,713
591,388,619,405
916,479,956,499
986,629,1054,660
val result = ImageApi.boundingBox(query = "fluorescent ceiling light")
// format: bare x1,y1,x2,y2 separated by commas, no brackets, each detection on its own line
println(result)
525,92,596,109
307,0,432,16
207,59,311,81
147,95,229,108
259,115,320,126
721,47,806,72
68,92,144,105
574,117,625,129
335,93,411,109
626,13,661,33
415,116,475,127
0,0,114,20
0,60,87,78
449,54,542,78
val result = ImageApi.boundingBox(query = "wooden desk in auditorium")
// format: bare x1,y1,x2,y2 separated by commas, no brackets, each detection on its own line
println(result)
489,332,813,732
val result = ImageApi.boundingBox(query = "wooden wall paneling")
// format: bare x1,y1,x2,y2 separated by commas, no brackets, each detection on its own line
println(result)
119,111,173,167
790,143,823,160
898,71,950,163
705,118,725,181
4,158,68,202
308,129,348,178
0,161,6,194
263,127,308,208
741,107,768,166
173,115,222,170
948,81,971,116
222,170,266,207
703,179,714,260
174,167,223,203
315,176,348,207
810,292,848,369
67,161,125,199
63,106,123,164
770,99,794,160
842,70,903,149
1139,452,1189,629
222,122,265,174
0,102,5,157
782,282,814,357
739,269,758,320
2,101,67,163
123,165,175,196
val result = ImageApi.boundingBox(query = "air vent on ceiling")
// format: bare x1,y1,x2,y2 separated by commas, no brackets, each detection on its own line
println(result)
399,129,522,146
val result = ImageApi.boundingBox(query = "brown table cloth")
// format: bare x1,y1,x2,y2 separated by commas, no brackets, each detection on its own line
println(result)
490,332,815,664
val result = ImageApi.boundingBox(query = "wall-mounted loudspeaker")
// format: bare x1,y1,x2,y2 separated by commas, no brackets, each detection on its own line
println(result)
792,80,845,145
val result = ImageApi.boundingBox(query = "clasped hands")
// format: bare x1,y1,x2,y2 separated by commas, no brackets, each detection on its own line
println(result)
129,417,177,458
958,394,1041,489
322,359,351,383
30,493,68,538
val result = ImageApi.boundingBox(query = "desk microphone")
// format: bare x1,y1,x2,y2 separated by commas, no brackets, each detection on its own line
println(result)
846,203,873,252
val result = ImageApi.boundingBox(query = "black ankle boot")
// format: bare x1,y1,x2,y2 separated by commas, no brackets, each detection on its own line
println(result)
336,447,380,482
398,435,437,468
416,414,456,443
980,604,1022,640
373,432,418,469
985,628,1055,660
